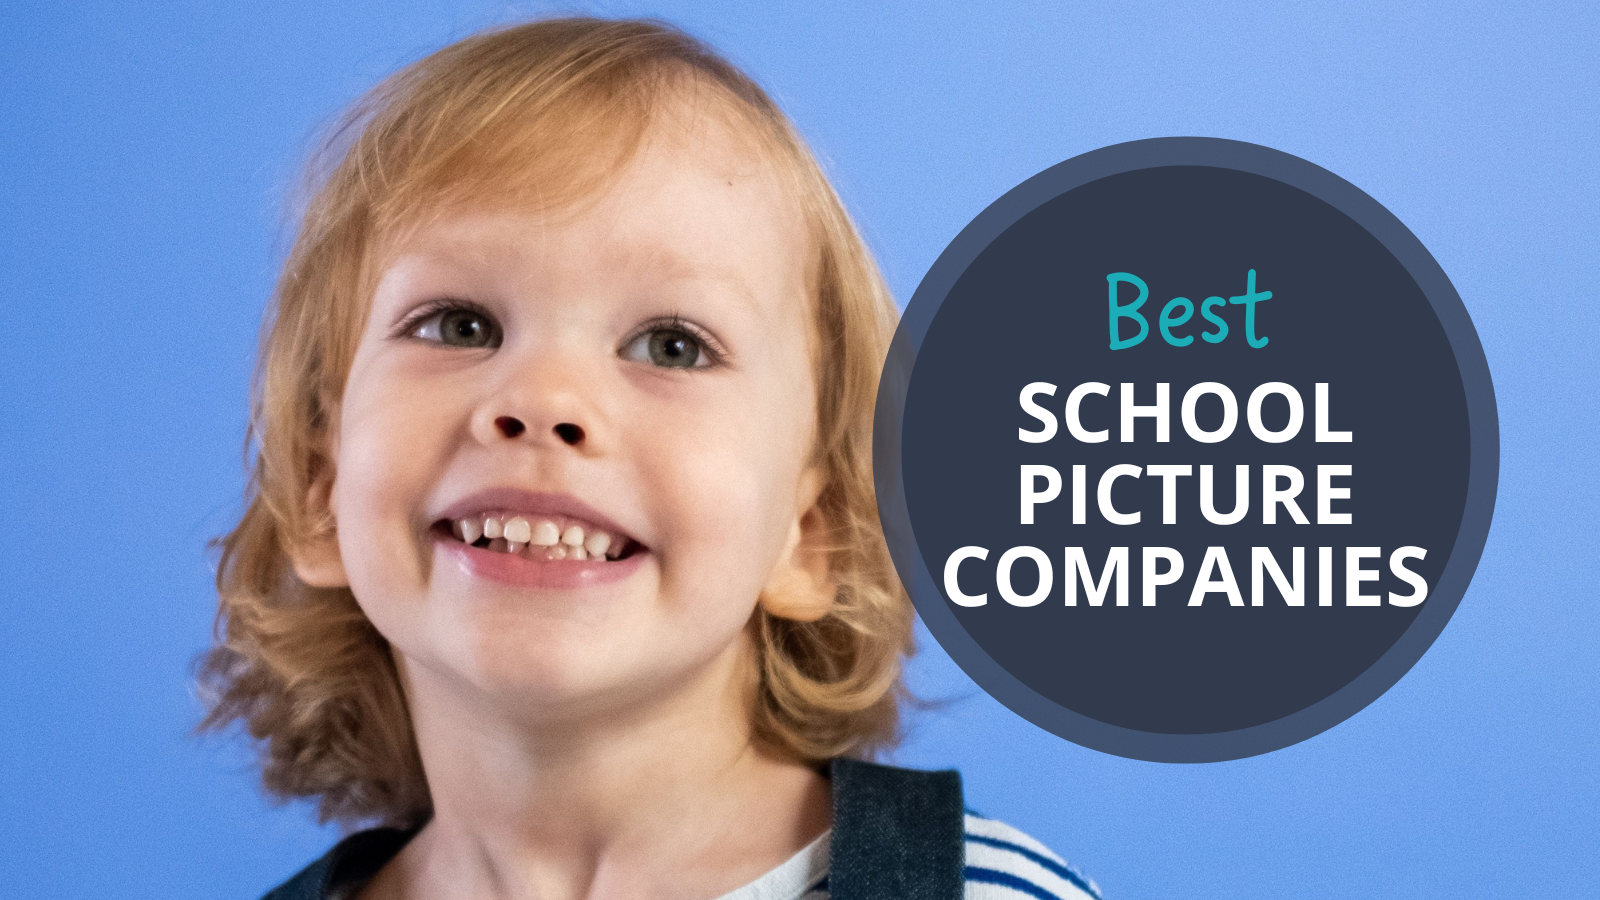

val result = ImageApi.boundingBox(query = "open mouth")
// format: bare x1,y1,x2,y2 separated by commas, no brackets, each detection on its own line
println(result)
432,513,645,563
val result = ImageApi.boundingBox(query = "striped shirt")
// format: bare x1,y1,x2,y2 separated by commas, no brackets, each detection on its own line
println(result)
715,814,1101,900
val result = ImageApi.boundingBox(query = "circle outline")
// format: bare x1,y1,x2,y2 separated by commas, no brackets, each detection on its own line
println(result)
873,137,1499,763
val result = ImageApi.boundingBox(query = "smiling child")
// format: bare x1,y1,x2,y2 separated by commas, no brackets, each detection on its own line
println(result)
199,17,1099,900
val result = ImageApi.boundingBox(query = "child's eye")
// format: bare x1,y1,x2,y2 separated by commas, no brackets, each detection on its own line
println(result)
407,304,502,348
620,324,717,369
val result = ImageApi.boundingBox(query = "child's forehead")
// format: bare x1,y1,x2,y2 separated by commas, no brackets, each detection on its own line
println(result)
374,113,811,287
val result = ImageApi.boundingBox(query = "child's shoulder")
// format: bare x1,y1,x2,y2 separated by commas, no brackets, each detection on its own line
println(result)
959,811,1103,900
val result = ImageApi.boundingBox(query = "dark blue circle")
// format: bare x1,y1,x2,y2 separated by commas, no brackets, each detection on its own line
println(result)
874,139,1498,762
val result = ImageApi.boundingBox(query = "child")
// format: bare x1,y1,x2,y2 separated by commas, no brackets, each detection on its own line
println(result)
199,17,1101,900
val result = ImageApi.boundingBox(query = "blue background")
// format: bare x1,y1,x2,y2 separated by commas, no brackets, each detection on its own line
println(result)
2,1,1594,896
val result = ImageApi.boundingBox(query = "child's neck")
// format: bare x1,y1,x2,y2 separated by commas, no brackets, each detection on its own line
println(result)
365,639,831,900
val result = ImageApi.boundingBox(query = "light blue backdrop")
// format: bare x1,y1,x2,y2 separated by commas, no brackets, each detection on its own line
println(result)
2,1,1594,897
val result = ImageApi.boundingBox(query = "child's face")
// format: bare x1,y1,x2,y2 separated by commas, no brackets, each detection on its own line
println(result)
300,113,832,721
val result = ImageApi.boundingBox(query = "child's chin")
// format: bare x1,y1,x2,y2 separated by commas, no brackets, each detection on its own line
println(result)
463,648,667,717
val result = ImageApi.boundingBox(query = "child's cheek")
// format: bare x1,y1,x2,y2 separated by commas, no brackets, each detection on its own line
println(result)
638,380,810,604
331,364,453,604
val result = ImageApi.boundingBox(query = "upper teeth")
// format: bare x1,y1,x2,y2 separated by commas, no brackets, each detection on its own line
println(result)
532,520,560,546
502,517,531,543
452,515,625,560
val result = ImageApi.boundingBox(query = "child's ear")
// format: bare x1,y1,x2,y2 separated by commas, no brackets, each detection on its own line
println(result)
758,467,836,623
288,466,350,589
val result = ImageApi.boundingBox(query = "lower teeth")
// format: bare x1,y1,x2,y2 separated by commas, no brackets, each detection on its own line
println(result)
468,537,618,561
459,529,625,561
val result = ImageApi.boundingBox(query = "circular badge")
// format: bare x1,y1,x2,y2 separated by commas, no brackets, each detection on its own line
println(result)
875,138,1497,762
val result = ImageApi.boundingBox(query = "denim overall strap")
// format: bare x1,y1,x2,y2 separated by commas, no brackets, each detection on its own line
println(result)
259,827,414,900
828,757,965,900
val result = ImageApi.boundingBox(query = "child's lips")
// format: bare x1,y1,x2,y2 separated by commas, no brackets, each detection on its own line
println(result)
433,524,648,590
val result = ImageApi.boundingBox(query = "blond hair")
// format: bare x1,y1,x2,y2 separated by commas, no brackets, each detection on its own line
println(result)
198,16,910,829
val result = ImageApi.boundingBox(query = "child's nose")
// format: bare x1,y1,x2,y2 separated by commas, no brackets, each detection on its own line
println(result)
493,415,585,447
471,342,608,454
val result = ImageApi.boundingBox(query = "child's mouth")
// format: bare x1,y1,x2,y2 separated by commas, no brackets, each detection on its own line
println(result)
431,514,644,563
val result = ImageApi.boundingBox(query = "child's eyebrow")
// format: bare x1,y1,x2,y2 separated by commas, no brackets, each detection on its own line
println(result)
382,226,781,318
626,244,762,314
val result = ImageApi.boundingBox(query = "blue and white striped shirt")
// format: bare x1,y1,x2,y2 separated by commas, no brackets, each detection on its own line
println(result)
714,813,1101,900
